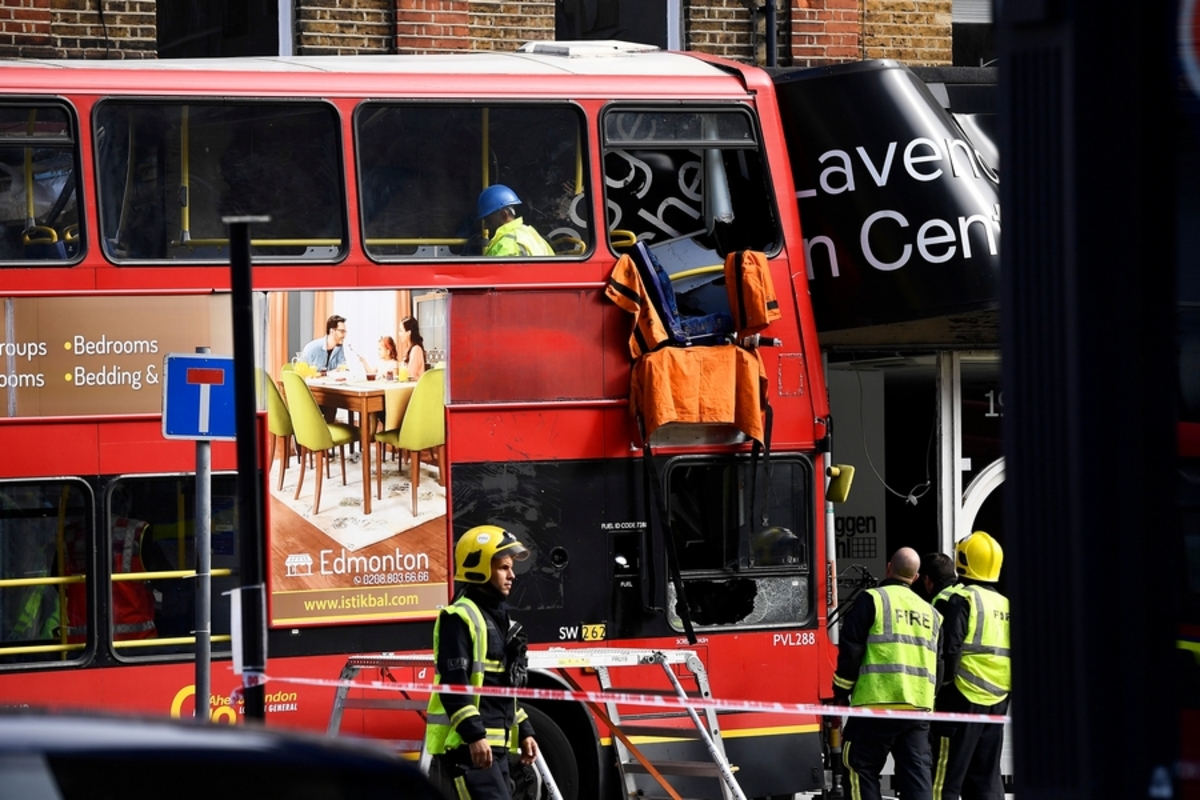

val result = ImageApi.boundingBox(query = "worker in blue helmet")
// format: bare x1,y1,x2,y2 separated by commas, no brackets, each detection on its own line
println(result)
475,185,554,257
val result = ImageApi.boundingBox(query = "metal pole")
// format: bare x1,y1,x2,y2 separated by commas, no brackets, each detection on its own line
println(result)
825,493,838,646
194,345,212,722
225,215,270,722
534,751,565,800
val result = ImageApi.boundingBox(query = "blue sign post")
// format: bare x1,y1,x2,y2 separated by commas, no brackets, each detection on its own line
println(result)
162,349,238,721
162,354,238,441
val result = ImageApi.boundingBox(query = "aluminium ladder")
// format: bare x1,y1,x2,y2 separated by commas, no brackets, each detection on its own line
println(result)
326,647,746,800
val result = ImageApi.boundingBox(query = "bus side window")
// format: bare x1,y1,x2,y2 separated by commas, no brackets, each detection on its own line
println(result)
356,102,590,260
665,458,813,632
0,104,82,264
106,477,239,659
0,480,91,666
95,101,345,263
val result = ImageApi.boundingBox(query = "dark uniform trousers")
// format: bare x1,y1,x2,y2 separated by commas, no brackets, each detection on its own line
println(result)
430,747,513,800
931,694,1009,800
843,716,933,800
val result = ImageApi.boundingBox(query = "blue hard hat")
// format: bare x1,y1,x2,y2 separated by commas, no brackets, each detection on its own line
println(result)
476,184,522,220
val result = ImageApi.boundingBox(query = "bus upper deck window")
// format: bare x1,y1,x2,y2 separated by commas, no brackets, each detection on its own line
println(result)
0,104,83,265
94,101,346,264
355,103,591,260
602,106,780,267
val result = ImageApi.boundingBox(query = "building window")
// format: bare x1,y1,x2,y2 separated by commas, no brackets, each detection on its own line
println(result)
953,0,995,66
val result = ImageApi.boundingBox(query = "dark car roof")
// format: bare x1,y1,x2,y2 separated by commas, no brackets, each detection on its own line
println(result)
0,709,441,800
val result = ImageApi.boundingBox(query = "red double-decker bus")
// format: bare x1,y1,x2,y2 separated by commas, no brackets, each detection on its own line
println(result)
0,43,838,799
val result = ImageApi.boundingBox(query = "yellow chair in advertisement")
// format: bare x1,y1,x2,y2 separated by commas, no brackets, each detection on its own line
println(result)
256,369,295,492
373,366,445,516
281,370,359,516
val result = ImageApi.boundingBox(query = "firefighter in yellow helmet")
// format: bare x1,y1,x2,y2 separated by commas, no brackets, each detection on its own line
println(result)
831,547,943,800
426,525,538,800
930,531,1011,800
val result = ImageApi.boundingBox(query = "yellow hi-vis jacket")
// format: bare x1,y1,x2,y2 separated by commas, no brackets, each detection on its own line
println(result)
944,584,1011,705
842,585,942,710
425,596,523,755
484,217,554,257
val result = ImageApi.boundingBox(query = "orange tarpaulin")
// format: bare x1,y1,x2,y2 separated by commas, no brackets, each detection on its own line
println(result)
630,344,766,444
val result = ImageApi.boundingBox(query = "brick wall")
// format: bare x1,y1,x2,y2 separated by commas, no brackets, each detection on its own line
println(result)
790,0,861,66
466,0,553,52
863,0,951,65
393,0,469,53
687,0,754,63
50,0,154,58
787,0,951,67
296,0,393,55
297,0,559,58
0,0,53,58
0,0,153,59
0,0,955,66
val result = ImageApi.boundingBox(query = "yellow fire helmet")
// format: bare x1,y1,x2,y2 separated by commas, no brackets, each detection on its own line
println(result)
955,530,1003,582
455,524,530,584
751,526,801,567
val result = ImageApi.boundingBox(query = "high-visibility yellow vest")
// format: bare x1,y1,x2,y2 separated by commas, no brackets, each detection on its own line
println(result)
944,584,1010,705
425,597,521,755
850,585,941,710
13,583,59,640
485,217,554,257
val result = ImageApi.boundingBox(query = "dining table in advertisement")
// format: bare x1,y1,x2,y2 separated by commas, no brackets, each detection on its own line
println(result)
304,377,415,515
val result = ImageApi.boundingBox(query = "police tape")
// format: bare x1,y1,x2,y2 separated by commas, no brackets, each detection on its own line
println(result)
247,672,1009,725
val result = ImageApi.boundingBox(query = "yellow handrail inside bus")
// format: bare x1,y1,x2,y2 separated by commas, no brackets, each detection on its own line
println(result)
24,109,35,231
0,634,235,657
113,634,232,650
112,568,233,582
0,575,84,588
171,237,342,248
550,234,585,255
0,568,232,588
56,486,70,659
364,237,468,247
669,265,724,281
0,642,85,656
609,229,637,248
481,107,489,192
22,225,57,245
180,105,191,244
575,128,584,195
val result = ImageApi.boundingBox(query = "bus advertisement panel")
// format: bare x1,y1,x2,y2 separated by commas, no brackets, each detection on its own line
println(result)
1,295,231,417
